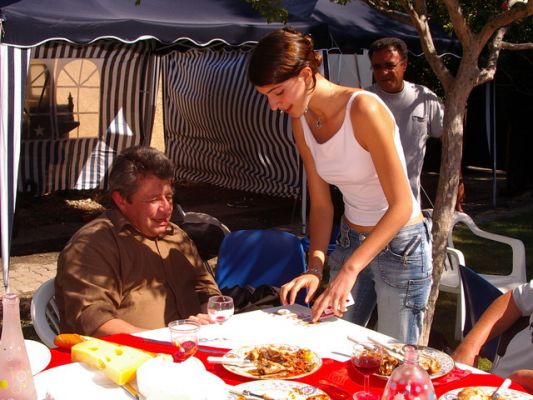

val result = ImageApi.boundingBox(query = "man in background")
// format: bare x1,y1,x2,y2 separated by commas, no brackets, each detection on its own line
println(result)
366,37,444,207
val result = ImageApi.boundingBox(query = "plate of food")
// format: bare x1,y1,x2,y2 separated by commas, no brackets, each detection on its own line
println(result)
229,379,330,400
222,344,322,379
376,344,454,380
439,386,533,400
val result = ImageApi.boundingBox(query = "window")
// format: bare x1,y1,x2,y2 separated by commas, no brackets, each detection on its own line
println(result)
23,58,101,140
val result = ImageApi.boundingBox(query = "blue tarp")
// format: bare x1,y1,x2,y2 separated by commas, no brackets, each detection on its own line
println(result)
0,0,458,54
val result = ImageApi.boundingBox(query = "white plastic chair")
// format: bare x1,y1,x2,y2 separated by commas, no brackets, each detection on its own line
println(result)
425,209,527,339
30,278,60,348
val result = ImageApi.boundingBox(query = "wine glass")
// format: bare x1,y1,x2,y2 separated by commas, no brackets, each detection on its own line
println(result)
168,319,200,362
207,295,234,324
351,342,383,400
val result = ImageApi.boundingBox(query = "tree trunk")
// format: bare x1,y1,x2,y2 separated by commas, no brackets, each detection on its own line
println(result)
419,74,474,345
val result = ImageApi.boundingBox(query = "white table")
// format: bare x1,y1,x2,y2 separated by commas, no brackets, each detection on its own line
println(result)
135,304,399,362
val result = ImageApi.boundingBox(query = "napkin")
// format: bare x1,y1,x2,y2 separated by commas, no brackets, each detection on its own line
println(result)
136,357,227,400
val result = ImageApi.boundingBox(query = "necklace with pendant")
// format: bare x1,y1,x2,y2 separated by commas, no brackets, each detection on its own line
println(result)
305,107,322,129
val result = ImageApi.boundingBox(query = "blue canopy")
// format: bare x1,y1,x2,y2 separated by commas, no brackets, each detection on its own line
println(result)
0,0,457,53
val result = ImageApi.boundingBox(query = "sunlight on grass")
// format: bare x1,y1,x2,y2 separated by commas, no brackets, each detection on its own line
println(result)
434,207,533,355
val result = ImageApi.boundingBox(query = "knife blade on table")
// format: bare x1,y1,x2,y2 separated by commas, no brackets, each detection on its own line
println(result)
121,382,141,400
229,388,273,400
491,378,512,400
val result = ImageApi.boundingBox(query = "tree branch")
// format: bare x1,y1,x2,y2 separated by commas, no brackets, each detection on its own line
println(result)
441,0,474,46
501,41,533,50
361,0,413,25
401,0,455,91
477,27,507,86
477,0,533,48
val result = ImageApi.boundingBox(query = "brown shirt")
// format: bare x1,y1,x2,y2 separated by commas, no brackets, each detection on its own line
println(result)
55,209,221,335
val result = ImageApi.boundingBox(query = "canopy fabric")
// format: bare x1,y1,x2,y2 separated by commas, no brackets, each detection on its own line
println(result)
0,44,29,291
0,0,456,53
0,0,328,48
311,0,457,54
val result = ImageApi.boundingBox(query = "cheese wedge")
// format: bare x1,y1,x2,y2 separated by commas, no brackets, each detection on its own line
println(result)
71,338,153,385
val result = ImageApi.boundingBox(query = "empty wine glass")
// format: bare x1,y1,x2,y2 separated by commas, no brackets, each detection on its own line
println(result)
207,295,234,324
351,342,383,400
168,319,200,362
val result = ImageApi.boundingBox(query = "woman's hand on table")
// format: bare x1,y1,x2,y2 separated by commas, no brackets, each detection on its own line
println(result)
279,273,320,305
311,267,357,321
187,313,215,325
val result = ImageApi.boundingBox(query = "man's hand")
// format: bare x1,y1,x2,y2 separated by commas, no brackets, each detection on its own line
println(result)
451,343,478,367
187,313,216,325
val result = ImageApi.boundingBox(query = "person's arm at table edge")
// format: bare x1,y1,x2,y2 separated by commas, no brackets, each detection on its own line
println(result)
452,291,522,366
508,370,533,392
92,318,147,337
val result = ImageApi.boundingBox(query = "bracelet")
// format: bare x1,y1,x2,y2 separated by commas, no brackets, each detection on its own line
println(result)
305,265,323,278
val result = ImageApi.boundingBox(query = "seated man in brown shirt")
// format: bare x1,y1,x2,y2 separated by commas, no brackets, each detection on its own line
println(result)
55,145,222,336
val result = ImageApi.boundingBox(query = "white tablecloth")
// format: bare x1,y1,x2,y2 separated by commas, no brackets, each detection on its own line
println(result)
135,304,398,362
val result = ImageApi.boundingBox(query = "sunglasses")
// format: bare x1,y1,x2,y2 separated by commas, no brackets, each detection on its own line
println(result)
371,60,405,71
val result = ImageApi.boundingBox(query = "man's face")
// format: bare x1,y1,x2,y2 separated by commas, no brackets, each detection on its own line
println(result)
370,47,407,94
113,174,174,238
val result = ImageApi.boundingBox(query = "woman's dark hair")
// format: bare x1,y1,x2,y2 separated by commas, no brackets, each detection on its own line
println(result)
109,145,174,201
248,28,322,88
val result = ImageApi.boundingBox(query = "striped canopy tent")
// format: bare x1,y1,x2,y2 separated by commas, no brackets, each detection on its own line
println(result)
0,0,458,290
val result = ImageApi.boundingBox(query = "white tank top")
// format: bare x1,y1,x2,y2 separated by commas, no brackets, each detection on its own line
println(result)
301,90,420,226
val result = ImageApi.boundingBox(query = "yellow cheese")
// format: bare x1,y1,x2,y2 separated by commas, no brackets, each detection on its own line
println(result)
71,338,153,385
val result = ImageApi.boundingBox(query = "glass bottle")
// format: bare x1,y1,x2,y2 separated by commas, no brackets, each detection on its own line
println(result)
0,292,38,400
381,345,436,400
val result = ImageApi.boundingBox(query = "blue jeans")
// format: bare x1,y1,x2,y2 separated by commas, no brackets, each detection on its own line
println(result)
328,218,433,344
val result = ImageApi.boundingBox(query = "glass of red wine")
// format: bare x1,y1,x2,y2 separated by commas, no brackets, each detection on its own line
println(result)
168,319,201,363
351,342,383,400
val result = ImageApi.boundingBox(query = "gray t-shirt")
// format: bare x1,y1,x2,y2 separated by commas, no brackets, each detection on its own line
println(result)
492,280,533,377
366,81,443,203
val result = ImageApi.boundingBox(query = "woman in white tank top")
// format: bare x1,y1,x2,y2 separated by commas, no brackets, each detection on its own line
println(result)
249,28,432,345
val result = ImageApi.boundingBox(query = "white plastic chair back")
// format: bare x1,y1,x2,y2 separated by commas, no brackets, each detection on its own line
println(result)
424,209,527,339
30,278,59,348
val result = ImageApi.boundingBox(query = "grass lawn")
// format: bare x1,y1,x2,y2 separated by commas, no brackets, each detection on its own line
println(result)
432,206,533,365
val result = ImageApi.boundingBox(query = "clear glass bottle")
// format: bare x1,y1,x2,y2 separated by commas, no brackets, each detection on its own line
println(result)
0,292,38,400
381,345,436,400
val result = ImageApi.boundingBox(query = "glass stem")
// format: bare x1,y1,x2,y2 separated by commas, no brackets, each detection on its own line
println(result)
364,373,370,393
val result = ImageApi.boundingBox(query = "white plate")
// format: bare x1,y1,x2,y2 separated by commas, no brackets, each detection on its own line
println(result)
34,363,130,400
34,361,228,400
223,344,322,380
376,344,454,380
229,379,330,400
439,386,533,400
25,339,51,375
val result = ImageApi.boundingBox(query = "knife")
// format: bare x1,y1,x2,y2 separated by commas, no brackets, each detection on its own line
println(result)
229,388,272,399
140,337,228,355
491,378,512,400
207,356,254,366
121,382,141,400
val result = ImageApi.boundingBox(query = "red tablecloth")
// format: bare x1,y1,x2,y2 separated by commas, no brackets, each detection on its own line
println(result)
47,334,531,399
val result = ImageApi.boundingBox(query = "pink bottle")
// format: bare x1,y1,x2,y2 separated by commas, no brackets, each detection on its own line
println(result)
0,293,37,400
